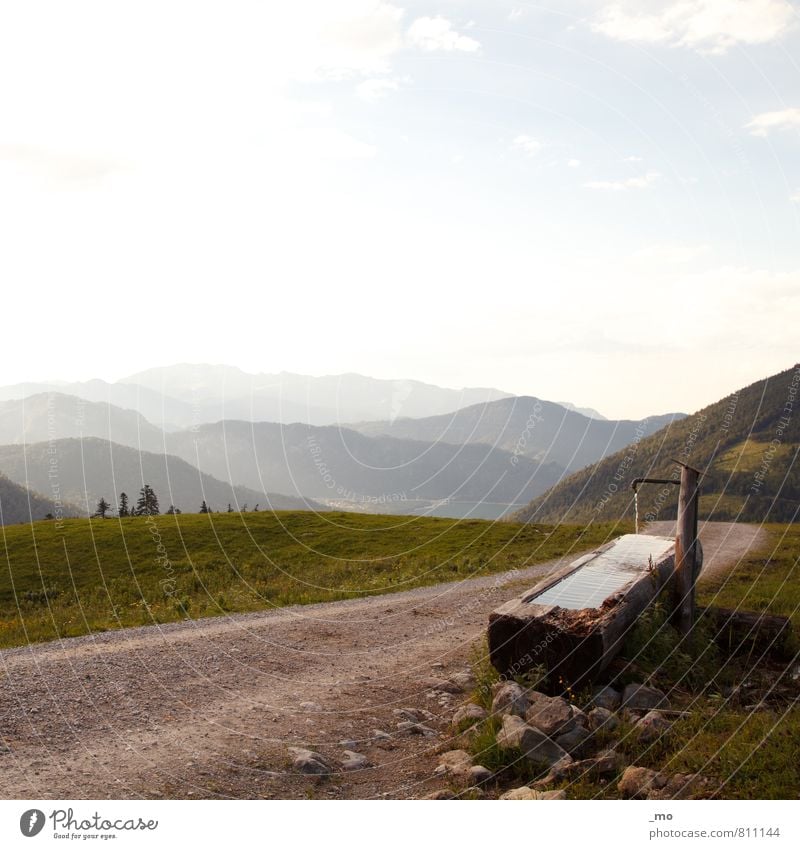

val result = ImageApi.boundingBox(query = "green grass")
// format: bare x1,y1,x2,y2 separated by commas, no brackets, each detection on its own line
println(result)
697,524,800,630
715,438,794,474
0,511,626,650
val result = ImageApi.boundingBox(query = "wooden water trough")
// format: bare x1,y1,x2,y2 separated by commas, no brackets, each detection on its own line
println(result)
488,533,678,688
489,462,705,688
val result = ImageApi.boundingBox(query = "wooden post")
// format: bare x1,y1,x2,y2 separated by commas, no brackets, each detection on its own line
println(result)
673,463,700,636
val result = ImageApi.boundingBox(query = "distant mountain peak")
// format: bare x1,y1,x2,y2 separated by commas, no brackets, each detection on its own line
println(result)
555,401,608,420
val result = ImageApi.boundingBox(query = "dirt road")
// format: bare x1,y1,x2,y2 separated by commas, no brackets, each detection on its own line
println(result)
0,522,765,799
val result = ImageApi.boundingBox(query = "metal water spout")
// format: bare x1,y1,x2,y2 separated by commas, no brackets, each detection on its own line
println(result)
630,461,702,635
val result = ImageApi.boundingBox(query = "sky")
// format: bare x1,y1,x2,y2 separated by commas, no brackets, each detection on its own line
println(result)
1,0,799,419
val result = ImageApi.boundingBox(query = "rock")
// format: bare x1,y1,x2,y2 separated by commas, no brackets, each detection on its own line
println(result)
500,786,537,800
495,714,529,747
299,701,322,711
435,751,492,787
618,766,665,799
588,706,619,732
525,693,575,737
622,683,670,711
371,729,392,741
396,721,437,737
449,671,475,690
341,750,370,771
435,749,473,777
469,765,493,784
424,789,456,800
424,677,463,694
496,715,572,769
571,706,589,728
393,706,437,722
491,682,530,717
452,703,488,726
554,725,591,757
591,685,622,711
500,787,566,800
339,739,359,750
288,747,332,776
595,749,622,774
636,711,673,743
548,749,620,782
648,772,714,800
393,707,431,723
619,766,712,799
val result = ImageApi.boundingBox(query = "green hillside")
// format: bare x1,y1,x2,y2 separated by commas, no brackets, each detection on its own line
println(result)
0,437,321,519
0,511,625,650
0,472,81,525
513,364,800,524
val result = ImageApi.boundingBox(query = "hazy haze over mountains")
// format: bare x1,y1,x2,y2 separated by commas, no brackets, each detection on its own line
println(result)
162,420,564,517
351,397,684,472
0,364,687,522
0,365,513,429
0,393,165,451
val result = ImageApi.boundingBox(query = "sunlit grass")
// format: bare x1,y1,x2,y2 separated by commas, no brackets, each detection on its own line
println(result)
0,511,626,650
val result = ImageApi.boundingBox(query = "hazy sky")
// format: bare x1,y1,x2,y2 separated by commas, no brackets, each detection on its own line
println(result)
1,0,798,418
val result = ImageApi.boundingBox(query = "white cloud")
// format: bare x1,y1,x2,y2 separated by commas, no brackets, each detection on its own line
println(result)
791,190,800,203
356,77,400,102
745,107,800,137
584,171,661,191
407,16,481,53
592,0,795,54
306,1,405,79
512,135,543,156
508,8,525,21
593,5,672,43
624,155,643,162
568,158,581,168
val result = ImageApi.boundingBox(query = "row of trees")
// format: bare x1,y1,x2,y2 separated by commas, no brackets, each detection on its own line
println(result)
92,486,261,518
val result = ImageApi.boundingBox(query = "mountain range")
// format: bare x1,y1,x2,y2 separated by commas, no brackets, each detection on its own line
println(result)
0,366,515,430
350,397,683,472
161,420,565,516
0,364,690,523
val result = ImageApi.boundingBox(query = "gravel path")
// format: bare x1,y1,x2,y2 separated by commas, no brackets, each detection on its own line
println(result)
0,522,765,799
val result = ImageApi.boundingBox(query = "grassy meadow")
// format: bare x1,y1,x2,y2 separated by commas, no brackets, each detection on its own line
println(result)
0,511,626,650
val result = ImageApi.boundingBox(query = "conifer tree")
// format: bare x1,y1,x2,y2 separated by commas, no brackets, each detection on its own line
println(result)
136,484,160,516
